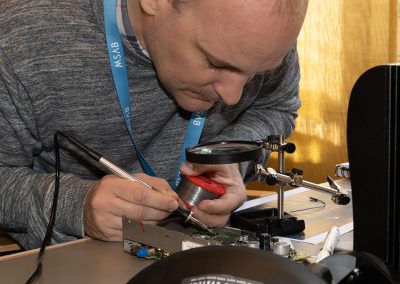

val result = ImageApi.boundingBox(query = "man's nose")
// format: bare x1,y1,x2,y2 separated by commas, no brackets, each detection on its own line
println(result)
213,73,250,105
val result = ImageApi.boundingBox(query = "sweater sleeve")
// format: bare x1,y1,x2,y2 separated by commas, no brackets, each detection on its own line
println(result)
0,48,94,250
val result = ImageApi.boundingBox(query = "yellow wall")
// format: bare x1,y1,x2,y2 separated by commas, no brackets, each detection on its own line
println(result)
267,0,399,185
248,0,398,194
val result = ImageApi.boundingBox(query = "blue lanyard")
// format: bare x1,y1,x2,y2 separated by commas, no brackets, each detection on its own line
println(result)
173,111,206,188
104,0,206,187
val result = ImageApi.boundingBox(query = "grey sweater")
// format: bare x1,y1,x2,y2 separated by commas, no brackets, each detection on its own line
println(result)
0,0,301,249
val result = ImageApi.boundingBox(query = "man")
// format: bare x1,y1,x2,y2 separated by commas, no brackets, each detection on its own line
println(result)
0,0,308,249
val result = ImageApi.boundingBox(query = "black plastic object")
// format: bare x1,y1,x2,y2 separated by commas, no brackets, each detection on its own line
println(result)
128,246,325,284
283,142,296,153
185,141,262,164
230,208,305,237
318,251,394,284
331,193,351,205
347,64,400,280
264,135,296,153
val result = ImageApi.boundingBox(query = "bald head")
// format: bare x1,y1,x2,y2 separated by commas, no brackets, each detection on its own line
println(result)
172,0,308,21
171,0,308,13
132,0,308,111
183,0,308,71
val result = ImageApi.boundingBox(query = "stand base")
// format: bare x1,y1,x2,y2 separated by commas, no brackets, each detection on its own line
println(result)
230,207,305,237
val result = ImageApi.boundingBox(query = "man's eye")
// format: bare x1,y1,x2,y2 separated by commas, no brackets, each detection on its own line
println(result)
208,61,224,70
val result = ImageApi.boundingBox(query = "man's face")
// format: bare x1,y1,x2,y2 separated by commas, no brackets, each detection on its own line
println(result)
142,0,307,112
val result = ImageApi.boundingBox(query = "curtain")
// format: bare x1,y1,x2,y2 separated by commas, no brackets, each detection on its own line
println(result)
249,0,399,194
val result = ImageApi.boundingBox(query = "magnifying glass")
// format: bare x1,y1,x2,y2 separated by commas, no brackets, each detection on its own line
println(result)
185,141,263,164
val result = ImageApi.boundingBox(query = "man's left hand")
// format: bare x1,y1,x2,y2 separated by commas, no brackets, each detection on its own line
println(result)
179,161,246,228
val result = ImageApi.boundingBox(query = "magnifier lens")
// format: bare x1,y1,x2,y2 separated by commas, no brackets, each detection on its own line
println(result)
186,141,262,164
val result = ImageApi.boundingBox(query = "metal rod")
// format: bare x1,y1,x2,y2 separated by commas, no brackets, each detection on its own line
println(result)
277,135,285,219
99,157,155,189
277,185,285,219
274,172,341,195
300,179,341,195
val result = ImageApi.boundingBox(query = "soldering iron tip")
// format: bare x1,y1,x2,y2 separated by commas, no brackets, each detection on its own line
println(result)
190,215,214,234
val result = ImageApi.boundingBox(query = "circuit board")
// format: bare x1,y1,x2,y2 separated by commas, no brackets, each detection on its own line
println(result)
122,217,259,254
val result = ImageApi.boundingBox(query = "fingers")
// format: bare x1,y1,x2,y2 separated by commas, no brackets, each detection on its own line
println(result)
113,181,178,213
110,193,176,221
134,173,179,198
83,174,179,241
191,207,230,228
189,195,241,228
195,194,240,215
179,162,247,228
180,162,240,178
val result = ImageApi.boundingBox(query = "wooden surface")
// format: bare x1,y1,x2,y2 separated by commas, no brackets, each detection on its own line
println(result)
0,231,21,255
0,238,154,284
264,0,399,187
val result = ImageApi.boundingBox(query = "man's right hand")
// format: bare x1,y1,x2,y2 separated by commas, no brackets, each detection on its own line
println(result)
83,173,179,241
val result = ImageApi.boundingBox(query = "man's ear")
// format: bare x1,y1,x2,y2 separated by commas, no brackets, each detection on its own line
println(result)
138,0,163,16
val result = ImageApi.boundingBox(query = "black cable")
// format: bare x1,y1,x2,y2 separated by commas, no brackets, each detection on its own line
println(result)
289,196,326,213
25,131,130,283
25,132,62,283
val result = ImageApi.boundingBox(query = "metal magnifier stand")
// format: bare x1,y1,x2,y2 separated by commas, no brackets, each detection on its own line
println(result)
231,135,350,237
229,135,303,236
185,135,350,237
